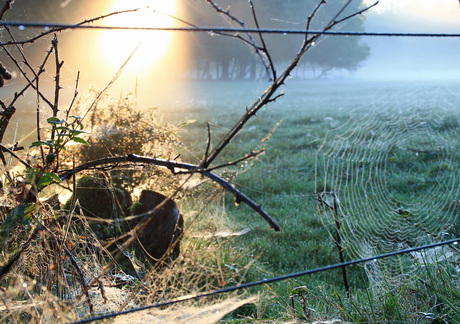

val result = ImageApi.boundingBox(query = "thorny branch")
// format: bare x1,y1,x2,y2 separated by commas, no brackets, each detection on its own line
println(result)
50,35,63,154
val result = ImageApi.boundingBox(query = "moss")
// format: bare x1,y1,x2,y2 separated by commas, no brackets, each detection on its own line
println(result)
64,174,132,241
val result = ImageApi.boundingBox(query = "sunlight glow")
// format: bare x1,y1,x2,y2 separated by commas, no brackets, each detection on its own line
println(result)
100,0,176,73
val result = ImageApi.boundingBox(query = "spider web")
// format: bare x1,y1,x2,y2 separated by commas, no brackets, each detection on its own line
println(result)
315,82,460,285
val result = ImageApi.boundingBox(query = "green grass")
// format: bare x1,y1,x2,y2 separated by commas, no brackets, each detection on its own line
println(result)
159,79,460,322
5,79,459,322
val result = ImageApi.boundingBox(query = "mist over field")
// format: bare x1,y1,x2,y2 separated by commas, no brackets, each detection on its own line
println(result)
357,2,460,80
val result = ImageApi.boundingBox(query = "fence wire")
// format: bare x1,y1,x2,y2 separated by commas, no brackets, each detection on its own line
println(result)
71,238,460,324
1,21,460,38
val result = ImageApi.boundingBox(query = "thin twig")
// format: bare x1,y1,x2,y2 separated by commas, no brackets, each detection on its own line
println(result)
0,0,13,20
83,42,141,125
66,72,80,120
50,35,63,154
0,144,32,168
0,8,143,47
2,45,54,109
206,0,273,80
203,122,212,163
202,148,266,173
249,0,276,80
58,154,281,231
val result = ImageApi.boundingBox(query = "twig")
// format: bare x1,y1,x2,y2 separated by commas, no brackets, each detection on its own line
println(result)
0,0,13,20
334,1,380,26
66,72,80,120
0,144,32,168
206,0,273,80
202,0,377,168
50,35,63,155
0,8,143,47
58,154,281,231
83,42,141,126
2,45,54,109
203,122,212,163
0,106,15,170
204,148,266,172
7,43,54,110
248,0,276,80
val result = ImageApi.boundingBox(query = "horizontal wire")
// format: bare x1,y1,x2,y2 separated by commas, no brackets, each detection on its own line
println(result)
71,237,460,324
1,21,460,38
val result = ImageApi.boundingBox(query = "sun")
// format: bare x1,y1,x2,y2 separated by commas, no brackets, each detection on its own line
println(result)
100,0,176,73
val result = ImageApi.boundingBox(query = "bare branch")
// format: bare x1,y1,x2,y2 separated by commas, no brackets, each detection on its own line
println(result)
249,0,276,80
0,0,13,20
306,0,327,32
50,35,63,154
7,45,54,110
202,122,212,163
335,1,380,26
206,0,274,80
65,71,80,120
202,1,378,170
83,43,141,125
58,154,281,232
205,148,266,172
2,46,54,109
0,8,142,47
0,143,32,168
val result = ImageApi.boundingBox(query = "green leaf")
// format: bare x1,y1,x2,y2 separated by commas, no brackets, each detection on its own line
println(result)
26,167,42,184
45,171,61,183
47,117,65,124
69,129,90,136
72,137,89,146
38,172,60,188
54,143,66,151
70,115,83,120
31,140,52,148
290,286,307,295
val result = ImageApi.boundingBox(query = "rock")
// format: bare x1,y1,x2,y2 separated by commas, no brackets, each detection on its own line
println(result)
65,175,132,242
65,176,183,263
130,190,183,261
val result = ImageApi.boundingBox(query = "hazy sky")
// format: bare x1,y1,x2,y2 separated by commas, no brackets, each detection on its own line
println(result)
357,0,460,79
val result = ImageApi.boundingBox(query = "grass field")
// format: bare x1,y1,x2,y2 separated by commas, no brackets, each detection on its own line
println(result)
158,79,460,322
3,79,460,322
